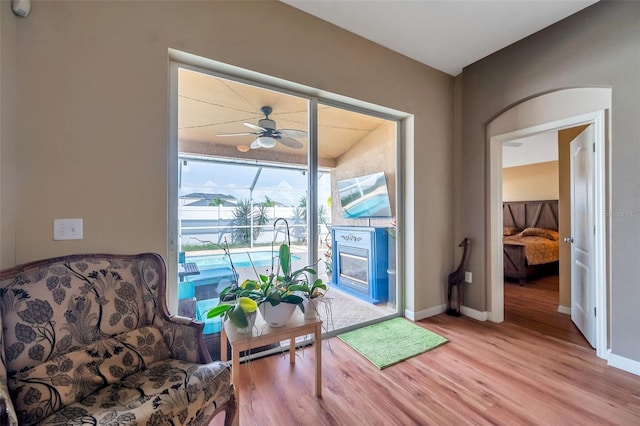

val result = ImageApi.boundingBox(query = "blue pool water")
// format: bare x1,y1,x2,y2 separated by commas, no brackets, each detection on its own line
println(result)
187,250,301,270
343,194,392,218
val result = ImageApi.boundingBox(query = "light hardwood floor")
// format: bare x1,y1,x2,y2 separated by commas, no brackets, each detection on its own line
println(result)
212,276,639,425
504,273,591,348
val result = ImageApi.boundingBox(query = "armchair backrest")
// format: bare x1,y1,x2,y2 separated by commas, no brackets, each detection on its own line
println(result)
0,253,166,375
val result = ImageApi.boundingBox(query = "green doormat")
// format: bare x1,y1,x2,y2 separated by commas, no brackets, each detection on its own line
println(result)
337,317,448,369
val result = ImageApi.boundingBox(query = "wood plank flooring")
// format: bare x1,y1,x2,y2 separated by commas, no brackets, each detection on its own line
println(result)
504,274,591,348
211,276,639,426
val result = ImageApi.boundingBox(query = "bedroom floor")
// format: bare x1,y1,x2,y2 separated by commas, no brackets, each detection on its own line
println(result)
504,273,591,348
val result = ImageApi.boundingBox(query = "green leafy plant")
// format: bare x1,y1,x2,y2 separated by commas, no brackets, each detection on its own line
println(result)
205,294,258,328
242,242,306,311
288,279,327,300
207,218,328,328
261,219,327,307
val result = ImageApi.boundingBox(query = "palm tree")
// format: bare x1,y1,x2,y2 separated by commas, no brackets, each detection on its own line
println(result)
263,195,275,207
209,197,226,244
231,199,252,244
299,195,307,222
318,204,329,226
263,195,277,218
297,194,329,225
254,204,269,240
208,197,225,208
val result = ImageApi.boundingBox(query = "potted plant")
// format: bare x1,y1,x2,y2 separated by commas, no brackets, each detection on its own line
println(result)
205,284,260,334
256,240,309,327
288,274,327,320
206,218,327,328
193,238,261,333
257,218,332,325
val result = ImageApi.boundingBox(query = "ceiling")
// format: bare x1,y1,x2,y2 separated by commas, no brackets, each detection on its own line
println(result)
503,132,558,168
281,0,598,76
180,1,598,165
178,68,392,166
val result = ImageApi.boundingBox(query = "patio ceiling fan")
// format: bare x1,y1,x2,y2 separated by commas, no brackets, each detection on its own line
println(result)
217,106,307,150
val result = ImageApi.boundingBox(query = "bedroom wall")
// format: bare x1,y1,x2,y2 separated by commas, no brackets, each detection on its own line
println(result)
0,1,454,317
502,161,558,202
461,1,640,363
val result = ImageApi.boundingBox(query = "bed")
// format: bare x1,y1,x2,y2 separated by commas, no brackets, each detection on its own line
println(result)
503,200,559,285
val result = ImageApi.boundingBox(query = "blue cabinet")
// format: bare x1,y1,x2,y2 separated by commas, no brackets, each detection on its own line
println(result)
331,227,389,304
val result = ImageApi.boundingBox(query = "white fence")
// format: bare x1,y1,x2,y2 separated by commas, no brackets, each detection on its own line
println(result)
179,206,310,248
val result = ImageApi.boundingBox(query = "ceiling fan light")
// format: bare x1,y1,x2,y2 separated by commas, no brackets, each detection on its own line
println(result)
256,136,277,148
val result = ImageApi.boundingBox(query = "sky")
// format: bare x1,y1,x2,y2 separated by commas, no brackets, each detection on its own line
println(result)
179,159,332,207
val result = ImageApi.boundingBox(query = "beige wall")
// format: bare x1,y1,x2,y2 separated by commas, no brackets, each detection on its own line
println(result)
0,1,453,317
461,1,640,361
502,161,558,202
0,4,17,267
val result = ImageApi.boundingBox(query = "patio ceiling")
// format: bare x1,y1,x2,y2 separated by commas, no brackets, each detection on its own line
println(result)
178,68,388,167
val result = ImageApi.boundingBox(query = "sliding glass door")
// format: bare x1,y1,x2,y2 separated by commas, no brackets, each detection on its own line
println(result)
315,102,398,333
170,61,401,359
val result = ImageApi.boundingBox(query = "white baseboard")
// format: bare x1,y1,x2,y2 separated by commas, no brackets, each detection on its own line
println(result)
460,305,489,321
405,304,446,321
557,305,571,315
607,351,640,376
405,304,488,322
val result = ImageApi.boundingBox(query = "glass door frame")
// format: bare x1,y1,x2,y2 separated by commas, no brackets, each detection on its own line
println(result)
168,54,405,319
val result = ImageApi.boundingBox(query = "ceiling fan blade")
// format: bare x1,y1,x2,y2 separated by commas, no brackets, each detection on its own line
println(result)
217,132,259,137
244,122,267,132
278,137,304,149
250,139,261,149
278,129,308,139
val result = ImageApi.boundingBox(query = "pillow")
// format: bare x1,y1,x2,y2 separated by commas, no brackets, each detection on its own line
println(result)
503,226,519,236
520,227,559,241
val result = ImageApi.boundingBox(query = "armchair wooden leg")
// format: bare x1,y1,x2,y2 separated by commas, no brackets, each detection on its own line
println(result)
224,392,238,426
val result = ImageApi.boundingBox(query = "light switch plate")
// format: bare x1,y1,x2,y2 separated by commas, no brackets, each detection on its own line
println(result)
465,271,472,283
54,218,83,240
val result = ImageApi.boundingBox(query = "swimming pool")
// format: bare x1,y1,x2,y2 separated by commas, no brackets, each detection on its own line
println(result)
187,250,301,270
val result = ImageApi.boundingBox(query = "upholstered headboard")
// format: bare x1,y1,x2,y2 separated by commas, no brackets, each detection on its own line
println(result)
503,200,558,231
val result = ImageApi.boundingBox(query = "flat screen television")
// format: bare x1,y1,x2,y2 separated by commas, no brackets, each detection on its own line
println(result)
337,172,392,218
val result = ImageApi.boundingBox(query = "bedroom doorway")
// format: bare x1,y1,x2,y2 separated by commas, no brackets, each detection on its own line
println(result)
487,88,611,360
501,128,593,348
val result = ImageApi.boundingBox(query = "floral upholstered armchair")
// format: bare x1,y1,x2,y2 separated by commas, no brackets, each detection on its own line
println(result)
0,253,236,426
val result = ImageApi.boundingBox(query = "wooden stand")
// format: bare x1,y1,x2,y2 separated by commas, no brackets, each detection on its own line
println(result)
221,312,322,424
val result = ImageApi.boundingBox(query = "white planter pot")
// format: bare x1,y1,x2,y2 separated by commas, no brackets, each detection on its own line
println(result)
303,298,320,320
259,302,296,327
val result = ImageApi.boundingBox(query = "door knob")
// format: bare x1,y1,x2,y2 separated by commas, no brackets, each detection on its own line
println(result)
563,237,574,243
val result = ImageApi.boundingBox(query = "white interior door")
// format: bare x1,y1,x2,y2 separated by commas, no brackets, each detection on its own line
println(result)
569,124,596,347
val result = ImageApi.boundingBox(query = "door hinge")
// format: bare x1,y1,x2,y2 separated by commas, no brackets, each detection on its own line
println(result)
594,307,597,317
593,143,595,152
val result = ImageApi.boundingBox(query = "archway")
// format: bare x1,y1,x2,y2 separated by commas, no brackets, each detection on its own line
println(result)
486,88,611,359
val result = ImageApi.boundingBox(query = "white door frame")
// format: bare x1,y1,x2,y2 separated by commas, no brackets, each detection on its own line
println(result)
486,88,611,360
